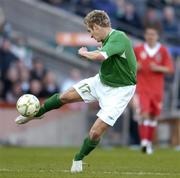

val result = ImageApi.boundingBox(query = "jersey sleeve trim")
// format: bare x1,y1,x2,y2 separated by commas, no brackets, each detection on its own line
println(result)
99,51,108,59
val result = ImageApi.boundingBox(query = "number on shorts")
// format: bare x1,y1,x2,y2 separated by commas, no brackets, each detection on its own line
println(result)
78,83,91,93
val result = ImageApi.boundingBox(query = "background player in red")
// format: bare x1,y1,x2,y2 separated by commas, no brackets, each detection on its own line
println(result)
134,25,174,154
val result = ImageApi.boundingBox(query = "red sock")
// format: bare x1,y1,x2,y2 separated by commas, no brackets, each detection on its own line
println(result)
138,123,149,141
148,125,156,142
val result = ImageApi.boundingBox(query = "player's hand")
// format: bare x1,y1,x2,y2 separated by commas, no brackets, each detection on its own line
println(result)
150,63,170,73
137,63,142,71
150,63,161,72
78,47,88,56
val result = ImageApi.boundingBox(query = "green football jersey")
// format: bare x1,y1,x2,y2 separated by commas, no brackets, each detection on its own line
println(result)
99,30,137,87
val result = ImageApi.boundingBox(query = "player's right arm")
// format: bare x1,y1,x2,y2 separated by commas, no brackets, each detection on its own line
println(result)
137,62,142,71
78,47,105,61
134,46,142,71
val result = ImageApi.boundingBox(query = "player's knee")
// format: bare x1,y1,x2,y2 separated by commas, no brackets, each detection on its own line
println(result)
89,129,101,140
60,93,70,104
60,88,81,104
141,113,150,120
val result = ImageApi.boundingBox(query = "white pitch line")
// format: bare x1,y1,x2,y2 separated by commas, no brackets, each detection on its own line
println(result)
96,171,180,176
1,169,180,176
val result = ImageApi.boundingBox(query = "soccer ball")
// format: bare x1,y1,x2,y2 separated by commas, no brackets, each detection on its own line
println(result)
16,94,40,117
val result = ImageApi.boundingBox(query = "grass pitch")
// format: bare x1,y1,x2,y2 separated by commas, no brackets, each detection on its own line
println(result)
0,147,180,178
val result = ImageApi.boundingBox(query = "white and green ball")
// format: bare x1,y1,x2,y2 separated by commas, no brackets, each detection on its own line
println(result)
16,94,40,117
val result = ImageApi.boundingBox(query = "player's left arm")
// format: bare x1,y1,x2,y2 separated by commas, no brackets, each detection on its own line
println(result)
150,47,174,74
100,36,126,59
78,47,105,61
150,63,171,73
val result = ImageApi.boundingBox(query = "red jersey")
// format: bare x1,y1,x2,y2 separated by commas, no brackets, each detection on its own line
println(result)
134,43,173,96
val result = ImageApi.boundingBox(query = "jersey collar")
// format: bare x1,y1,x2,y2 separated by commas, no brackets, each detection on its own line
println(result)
109,29,115,36
144,42,161,57
102,29,115,45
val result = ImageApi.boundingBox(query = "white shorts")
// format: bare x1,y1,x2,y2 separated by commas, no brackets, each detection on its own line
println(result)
73,74,136,126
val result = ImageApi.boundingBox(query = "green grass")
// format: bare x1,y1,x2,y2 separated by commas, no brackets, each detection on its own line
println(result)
0,147,180,178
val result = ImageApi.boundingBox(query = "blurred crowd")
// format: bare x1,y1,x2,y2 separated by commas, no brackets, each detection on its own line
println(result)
0,38,83,103
0,40,85,104
40,0,180,43
0,9,83,103
0,40,59,103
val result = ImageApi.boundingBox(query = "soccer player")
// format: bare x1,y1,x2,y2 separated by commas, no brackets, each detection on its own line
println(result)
134,25,174,154
15,10,137,172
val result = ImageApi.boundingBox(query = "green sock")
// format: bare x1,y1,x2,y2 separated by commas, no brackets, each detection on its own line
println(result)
74,137,100,161
35,93,63,117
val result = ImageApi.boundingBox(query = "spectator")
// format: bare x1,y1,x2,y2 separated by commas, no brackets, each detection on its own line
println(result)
0,38,19,80
0,8,12,39
11,36,33,68
30,58,47,80
42,71,59,97
118,2,142,29
162,6,179,36
4,66,20,99
171,0,180,8
15,60,27,72
28,79,44,98
92,0,117,18
61,68,84,110
115,0,125,19
74,0,94,17
6,81,23,103
19,67,30,93
142,8,162,31
61,68,82,92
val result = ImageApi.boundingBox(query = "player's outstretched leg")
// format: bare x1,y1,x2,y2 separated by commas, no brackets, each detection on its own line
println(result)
15,115,44,124
15,93,63,124
71,118,109,173
15,88,83,124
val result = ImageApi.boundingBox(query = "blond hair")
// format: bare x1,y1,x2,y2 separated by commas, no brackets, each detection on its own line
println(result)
84,10,111,28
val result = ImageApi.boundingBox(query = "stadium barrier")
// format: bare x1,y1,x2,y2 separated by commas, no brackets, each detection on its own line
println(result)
0,102,87,146
158,112,180,146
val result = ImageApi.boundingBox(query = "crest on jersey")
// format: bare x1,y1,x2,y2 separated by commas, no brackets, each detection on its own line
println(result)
121,51,126,59
155,54,162,62
140,51,147,60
